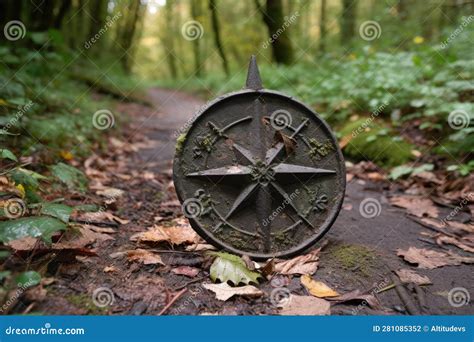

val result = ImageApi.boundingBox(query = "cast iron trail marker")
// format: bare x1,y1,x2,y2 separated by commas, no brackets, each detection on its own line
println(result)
173,56,345,259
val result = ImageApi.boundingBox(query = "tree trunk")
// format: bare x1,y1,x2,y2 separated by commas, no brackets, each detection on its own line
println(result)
88,0,107,39
164,0,178,79
340,0,357,46
190,0,202,77
255,0,294,65
319,0,327,53
53,0,72,29
209,0,230,76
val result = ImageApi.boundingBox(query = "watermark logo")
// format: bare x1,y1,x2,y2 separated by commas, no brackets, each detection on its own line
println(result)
4,198,26,219
270,109,292,130
92,109,115,130
359,198,381,219
448,287,470,307
84,12,122,49
92,287,115,307
440,15,474,49
262,12,300,49
359,21,382,41
182,197,203,218
181,20,204,41
448,109,470,130
4,20,26,41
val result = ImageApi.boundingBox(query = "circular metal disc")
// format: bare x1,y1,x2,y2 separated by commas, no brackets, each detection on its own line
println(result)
173,89,345,259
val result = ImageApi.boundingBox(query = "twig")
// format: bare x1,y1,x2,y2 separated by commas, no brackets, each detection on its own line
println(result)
158,288,187,316
390,274,421,315
70,219,119,228
413,284,429,314
376,283,396,294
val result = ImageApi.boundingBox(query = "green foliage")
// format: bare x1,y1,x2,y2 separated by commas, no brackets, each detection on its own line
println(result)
50,163,88,193
0,216,67,244
16,271,41,288
340,119,414,167
447,161,474,177
208,252,261,285
40,203,73,223
389,163,434,180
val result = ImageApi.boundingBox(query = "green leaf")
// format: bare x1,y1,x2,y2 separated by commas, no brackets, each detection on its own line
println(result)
389,165,414,180
40,203,73,223
50,163,88,192
0,149,17,161
0,216,66,243
0,270,11,281
16,271,41,288
209,252,261,285
412,163,434,174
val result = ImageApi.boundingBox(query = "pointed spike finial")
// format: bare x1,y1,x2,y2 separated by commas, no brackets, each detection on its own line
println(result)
245,55,263,90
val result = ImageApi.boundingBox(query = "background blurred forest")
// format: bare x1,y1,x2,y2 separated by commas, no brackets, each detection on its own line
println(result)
0,0,473,314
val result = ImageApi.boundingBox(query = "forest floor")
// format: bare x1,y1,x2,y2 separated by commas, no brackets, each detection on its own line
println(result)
25,88,473,316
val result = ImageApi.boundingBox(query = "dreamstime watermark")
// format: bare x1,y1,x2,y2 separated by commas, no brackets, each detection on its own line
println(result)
174,102,211,139
359,197,381,219
448,287,470,308
3,198,26,219
351,101,389,138
181,20,204,41
92,287,115,307
262,12,300,49
351,277,389,314
270,109,292,130
262,189,300,227
448,109,470,130
0,279,37,313
84,12,122,49
171,285,204,314
440,15,474,49
441,193,473,225
270,277,291,307
5,323,85,336
0,100,34,135
92,109,115,130
359,21,382,41
3,20,26,41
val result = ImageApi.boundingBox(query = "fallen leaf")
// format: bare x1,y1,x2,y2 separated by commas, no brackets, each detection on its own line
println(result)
274,248,320,275
103,266,117,273
395,269,431,285
78,211,130,225
96,187,124,199
436,235,474,254
185,243,216,252
329,289,382,310
127,249,164,265
390,196,439,218
397,247,474,269
209,252,262,285
203,283,263,301
130,220,200,245
171,266,200,277
301,275,339,298
279,295,330,315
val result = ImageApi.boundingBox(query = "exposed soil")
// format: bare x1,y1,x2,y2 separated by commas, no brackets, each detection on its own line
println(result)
31,88,473,316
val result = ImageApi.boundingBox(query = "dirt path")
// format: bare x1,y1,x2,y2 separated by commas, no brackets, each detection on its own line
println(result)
38,88,473,316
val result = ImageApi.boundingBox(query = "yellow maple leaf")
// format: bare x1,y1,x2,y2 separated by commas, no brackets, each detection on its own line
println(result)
301,275,340,298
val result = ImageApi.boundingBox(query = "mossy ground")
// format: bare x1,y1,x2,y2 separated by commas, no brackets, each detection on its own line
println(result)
65,293,107,314
322,242,379,278
338,118,414,167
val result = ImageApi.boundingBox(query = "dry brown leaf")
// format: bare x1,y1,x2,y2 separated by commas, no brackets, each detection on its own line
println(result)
301,275,339,298
397,247,474,269
171,266,200,277
395,269,432,285
131,224,199,246
328,289,382,310
78,211,130,225
185,243,216,252
96,187,124,199
436,235,474,254
127,249,164,265
103,266,117,273
390,196,439,218
279,295,331,315
274,248,320,275
202,283,263,301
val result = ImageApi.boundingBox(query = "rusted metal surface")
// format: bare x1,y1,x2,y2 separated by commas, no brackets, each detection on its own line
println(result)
173,56,345,259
